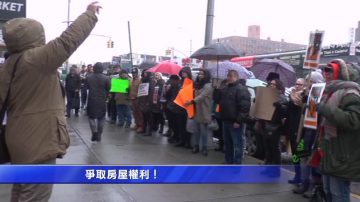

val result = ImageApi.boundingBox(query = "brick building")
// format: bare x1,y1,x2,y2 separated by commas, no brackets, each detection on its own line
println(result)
216,35,306,56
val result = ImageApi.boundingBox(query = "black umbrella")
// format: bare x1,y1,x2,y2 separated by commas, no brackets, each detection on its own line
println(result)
138,61,158,70
190,42,241,60
190,43,241,84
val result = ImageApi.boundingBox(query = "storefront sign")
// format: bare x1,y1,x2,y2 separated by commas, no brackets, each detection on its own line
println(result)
0,0,26,21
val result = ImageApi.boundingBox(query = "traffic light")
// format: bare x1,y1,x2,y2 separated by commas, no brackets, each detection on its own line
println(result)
165,49,171,55
107,40,114,48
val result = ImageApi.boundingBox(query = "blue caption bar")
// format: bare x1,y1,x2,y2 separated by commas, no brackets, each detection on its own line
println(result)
0,165,295,184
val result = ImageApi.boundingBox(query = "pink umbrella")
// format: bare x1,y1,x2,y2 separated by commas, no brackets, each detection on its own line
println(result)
146,61,182,75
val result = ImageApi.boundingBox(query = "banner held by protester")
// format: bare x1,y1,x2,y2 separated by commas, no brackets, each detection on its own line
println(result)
303,31,324,69
110,78,130,93
137,83,149,97
303,83,326,129
252,87,280,121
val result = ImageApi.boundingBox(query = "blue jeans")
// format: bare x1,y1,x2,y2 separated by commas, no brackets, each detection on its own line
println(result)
192,122,209,150
223,121,244,164
116,105,132,125
323,175,350,202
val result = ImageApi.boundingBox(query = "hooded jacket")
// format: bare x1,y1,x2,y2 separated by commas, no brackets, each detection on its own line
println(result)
86,63,110,119
0,11,97,163
318,59,360,181
65,70,81,92
167,66,192,114
193,70,213,123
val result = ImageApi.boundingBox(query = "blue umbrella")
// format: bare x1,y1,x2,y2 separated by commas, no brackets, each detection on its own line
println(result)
207,61,252,80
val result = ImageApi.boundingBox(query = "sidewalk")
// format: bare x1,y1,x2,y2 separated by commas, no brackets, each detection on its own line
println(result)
1,113,359,202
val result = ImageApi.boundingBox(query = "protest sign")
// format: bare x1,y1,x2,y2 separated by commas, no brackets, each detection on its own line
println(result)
303,83,326,129
303,31,324,69
253,87,280,121
174,78,194,118
138,83,149,97
110,79,129,93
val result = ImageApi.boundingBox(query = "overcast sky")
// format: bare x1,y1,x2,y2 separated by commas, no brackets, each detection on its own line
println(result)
26,0,360,64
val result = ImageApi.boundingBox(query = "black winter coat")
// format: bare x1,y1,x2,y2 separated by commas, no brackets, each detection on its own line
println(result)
65,73,81,91
151,79,165,113
284,96,303,134
138,78,156,113
213,80,251,123
165,81,186,114
85,73,110,119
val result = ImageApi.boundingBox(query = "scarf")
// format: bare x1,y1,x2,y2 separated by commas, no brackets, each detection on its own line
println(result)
320,81,360,139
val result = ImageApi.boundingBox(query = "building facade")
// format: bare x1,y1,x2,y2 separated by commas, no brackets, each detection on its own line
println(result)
216,36,306,56
248,25,260,39
355,21,360,42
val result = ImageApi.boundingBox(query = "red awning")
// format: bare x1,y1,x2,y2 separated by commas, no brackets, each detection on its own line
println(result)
231,56,256,68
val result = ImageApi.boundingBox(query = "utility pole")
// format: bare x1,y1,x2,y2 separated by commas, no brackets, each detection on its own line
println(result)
204,0,215,46
67,0,71,27
190,40,193,56
128,21,133,69
65,0,71,73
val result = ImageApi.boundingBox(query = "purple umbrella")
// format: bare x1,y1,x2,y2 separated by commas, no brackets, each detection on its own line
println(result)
250,59,296,87
207,61,252,80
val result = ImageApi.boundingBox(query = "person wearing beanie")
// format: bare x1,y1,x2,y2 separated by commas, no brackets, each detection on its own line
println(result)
86,62,110,142
129,67,144,133
316,59,360,201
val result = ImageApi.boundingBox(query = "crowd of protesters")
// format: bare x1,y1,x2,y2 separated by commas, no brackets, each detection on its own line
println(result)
63,57,360,202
